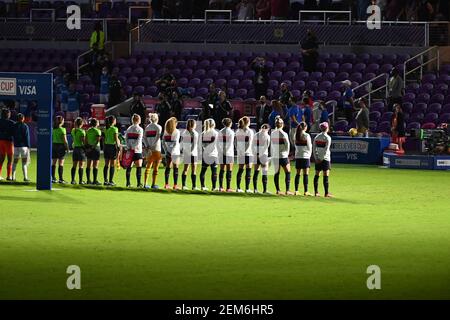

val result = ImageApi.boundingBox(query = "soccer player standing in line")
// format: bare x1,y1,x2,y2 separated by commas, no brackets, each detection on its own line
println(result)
51,115,69,183
0,108,15,181
143,113,162,189
162,117,181,190
235,116,254,193
313,122,332,197
70,117,87,185
218,118,235,192
294,122,312,196
103,115,121,186
181,119,199,190
12,113,30,182
270,116,292,195
252,123,270,194
200,118,219,191
125,114,144,187
85,118,102,185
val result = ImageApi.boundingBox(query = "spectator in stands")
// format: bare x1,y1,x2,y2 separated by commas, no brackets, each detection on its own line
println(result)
130,92,147,128
340,80,355,123
235,0,255,19
90,21,105,55
156,93,172,130
301,97,313,132
67,83,81,117
271,0,290,19
215,90,233,129
391,103,405,151
151,0,164,18
170,90,184,121
12,113,30,182
207,84,219,106
108,74,124,108
0,108,15,181
93,52,112,90
156,68,175,95
256,0,270,19
417,0,437,21
256,96,271,130
301,29,319,72
268,100,286,129
387,67,404,112
355,98,370,137
99,66,110,104
288,97,304,147
319,101,329,124
279,82,293,107
252,57,269,100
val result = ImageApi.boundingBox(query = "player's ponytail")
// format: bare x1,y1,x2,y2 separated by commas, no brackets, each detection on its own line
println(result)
53,115,64,129
89,118,98,128
74,117,83,129
295,122,307,142
187,119,196,132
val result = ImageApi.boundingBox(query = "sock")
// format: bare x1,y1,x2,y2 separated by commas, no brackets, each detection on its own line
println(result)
86,168,91,182
324,176,329,195
295,174,300,192
274,172,280,192
136,167,142,185
200,166,207,187
253,170,260,190
262,174,268,193
211,166,217,189
78,168,83,183
314,175,319,194
191,173,196,188
285,172,291,192
12,162,17,180
103,165,109,182
6,162,12,178
126,167,131,185
22,163,28,180
152,169,158,186
144,166,151,185
245,168,251,190
164,167,170,185
93,168,98,182
226,171,232,190
71,167,76,182
52,164,56,180
173,167,179,186
219,169,225,189
182,173,187,187
109,166,115,182
236,167,244,189
303,174,309,193
58,166,64,181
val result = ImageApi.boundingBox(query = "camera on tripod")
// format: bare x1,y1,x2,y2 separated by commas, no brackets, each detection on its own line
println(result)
410,127,450,155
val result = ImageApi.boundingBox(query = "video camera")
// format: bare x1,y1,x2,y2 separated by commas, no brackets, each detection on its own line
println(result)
410,127,450,155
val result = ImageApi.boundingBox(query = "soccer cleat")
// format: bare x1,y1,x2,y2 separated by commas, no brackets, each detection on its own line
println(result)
324,193,333,198
126,184,132,188
79,181,86,185
263,191,272,195
286,191,294,196
192,187,200,191
6,177,13,181
276,191,284,195
71,180,76,185
0,176,4,181
109,182,116,187
213,187,219,192
304,192,313,197
151,185,160,190
86,180,92,185
24,178,30,183
294,191,300,196
201,187,209,191
52,179,57,183
137,184,144,188
315,193,321,197
144,185,151,189
182,186,189,190
59,180,67,184
164,184,171,190
245,189,253,194
93,181,101,186
226,188,234,193
236,189,244,193
173,185,179,190
104,181,110,186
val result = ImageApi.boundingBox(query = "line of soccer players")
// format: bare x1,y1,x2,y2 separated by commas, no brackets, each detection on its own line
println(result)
49,113,332,197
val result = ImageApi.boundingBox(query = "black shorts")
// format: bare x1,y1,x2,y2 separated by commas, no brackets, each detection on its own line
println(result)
104,144,118,160
86,146,101,161
220,155,234,165
296,158,311,169
133,153,143,161
202,159,218,167
52,143,66,160
315,160,331,172
72,147,86,162
276,158,289,167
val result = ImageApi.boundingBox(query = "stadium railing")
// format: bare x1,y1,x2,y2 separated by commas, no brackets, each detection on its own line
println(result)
403,46,440,88
353,73,389,106
30,8,55,22
298,10,352,25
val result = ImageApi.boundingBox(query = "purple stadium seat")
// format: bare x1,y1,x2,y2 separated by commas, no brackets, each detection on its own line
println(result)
369,121,378,132
412,102,427,114
293,80,305,91
430,93,444,104
410,112,424,123
377,121,391,134
423,113,439,124
323,72,335,81
438,113,450,125
421,122,436,129
315,90,327,100
334,120,348,132
422,73,436,84
442,104,450,114
427,103,442,114
228,79,239,89
402,92,416,103
188,78,201,88
380,112,393,123
369,111,381,122
421,82,434,93
407,122,421,130
401,102,413,114
327,90,341,101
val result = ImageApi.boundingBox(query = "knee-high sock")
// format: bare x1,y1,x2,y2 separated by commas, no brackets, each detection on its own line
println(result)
191,173,196,188
245,168,251,190
22,162,28,180
200,165,207,187
236,167,244,189
109,166,115,183
58,166,64,181
314,175,320,194
126,167,132,185
253,170,260,190
164,167,170,185
219,169,225,189
226,170,232,190
262,173,268,193
274,172,280,192
182,173,187,187
323,175,329,195
136,167,142,185
86,168,91,182
144,163,151,185
294,174,300,192
103,165,109,182
12,161,17,180
71,167,76,182
6,160,12,178
78,168,84,183
173,167,179,186
211,166,217,189
285,172,291,192
52,164,56,180
93,168,98,182
303,174,309,193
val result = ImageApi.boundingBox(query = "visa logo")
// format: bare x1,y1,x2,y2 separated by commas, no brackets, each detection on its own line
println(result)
19,85,37,95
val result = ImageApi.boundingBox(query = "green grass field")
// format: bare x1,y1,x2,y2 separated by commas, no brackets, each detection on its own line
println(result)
1,153,449,300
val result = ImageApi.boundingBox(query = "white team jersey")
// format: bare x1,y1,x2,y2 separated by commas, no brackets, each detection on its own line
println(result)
313,132,331,161
144,123,162,152
218,127,235,157
270,128,290,159
163,129,181,156
125,124,144,154
235,128,254,157
201,129,219,159
181,129,199,157
253,131,270,156
294,131,312,159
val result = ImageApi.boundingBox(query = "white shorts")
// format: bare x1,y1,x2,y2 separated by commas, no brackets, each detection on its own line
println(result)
14,147,30,161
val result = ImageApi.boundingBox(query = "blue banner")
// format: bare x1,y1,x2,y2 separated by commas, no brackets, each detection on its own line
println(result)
328,136,391,164
0,72,53,190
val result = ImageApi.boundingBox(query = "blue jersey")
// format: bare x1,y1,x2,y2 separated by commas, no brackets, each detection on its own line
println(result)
303,106,312,125
320,110,329,123
100,74,110,94
59,84,68,103
268,111,281,129
342,88,354,108
67,91,80,112
13,122,30,147
288,105,303,128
